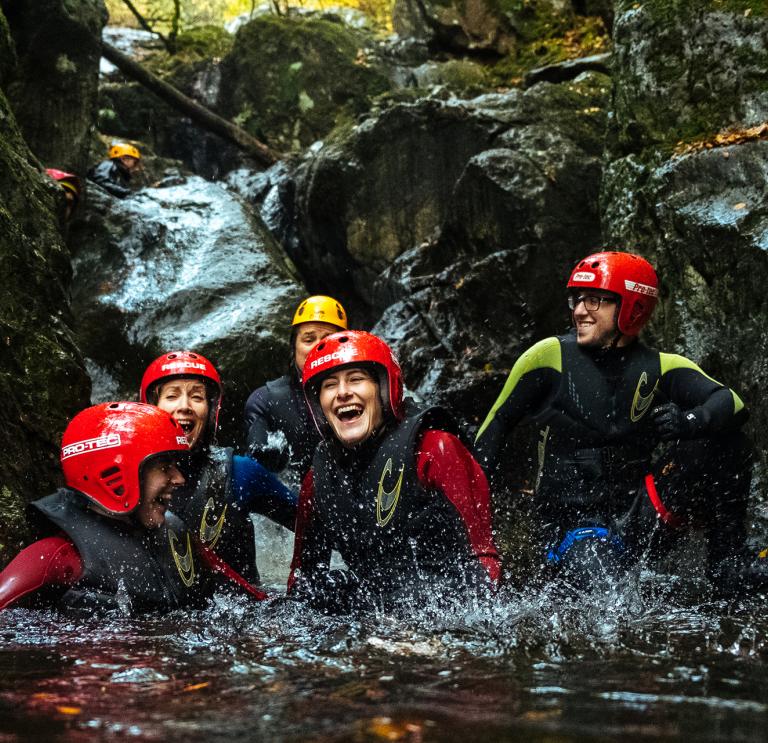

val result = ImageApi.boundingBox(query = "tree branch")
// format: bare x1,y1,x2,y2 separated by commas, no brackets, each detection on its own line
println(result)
101,41,281,166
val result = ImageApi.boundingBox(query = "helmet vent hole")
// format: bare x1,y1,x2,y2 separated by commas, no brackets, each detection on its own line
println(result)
339,336,349,343
100,466,124,496
591,261,600,268
108,403,119,409
168,353,177,359
317,342,326,351
189,353,198,358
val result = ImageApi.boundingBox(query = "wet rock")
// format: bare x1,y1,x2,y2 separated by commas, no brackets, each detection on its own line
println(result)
392,0,516,55
603,141,768,485
68,176,304,440
3,0,107,173
284,72,607,420
0,9,90,563
610,0,768,154
523,51,610,87
217,15,390,152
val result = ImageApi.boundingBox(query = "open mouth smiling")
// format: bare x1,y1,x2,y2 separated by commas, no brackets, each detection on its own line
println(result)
335,404,363,422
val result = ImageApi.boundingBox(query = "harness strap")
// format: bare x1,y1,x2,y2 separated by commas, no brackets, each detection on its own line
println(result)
644,473,683,528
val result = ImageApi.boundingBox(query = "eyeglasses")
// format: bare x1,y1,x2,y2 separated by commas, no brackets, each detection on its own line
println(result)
567,294,617,311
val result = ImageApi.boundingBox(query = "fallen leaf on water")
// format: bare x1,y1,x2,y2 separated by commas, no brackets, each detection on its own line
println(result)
183,682,210,692
733,203,747,210
56,706,81,715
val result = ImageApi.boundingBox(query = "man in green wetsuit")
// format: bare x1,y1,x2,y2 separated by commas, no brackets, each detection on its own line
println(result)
475,251,755,592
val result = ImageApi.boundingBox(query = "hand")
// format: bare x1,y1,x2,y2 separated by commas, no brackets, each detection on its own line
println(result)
651,402,702,441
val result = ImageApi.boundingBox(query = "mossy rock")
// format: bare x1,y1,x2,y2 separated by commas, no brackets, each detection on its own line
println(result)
611,1,768,155
0,48,90,565
218,15,390,152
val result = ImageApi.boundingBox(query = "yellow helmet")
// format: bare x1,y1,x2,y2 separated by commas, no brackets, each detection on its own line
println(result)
292,295,348,329
108,142,141,160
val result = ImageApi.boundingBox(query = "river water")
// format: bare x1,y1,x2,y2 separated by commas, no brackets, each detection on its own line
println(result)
1,544,766,742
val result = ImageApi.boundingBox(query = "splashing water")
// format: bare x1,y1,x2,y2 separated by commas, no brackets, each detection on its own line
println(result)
0,567,766,741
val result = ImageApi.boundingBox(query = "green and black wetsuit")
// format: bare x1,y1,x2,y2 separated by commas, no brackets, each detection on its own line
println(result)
475,332,750,568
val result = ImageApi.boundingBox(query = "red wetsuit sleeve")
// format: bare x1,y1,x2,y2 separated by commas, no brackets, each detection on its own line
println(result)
416,430,501,585
287,468,316,593
0,536,83,610
195,540,269,601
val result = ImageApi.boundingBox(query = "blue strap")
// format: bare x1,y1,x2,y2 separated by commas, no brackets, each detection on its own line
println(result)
546,526,625,564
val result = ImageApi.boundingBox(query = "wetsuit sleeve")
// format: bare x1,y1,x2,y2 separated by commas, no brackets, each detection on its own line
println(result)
659,353,748,432
417,430,501,585
231,455,297,531
0,537,83,609
287,469,333,594
474,337,562,473
244,386,289,472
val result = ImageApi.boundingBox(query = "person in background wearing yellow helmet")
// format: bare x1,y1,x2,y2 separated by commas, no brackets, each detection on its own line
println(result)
244,295,348,483
87,142,142,199
45,168,82,221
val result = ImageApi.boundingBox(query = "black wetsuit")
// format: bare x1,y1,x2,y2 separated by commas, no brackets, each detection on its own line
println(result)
32,489,216,612
475,332,751,578
87,159,132,198
175,446,298,584
243,369,320,478
290,405,499,611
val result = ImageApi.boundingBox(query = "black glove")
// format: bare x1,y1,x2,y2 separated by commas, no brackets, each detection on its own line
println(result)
651,402,705,441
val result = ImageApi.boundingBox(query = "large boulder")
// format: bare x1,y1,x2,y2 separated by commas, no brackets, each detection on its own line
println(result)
603,0,768,496
0,10,90,563
217,15,390,152
372,75,608,423
2,0,107,173
610,0,768,155
68,176,304,441
280,72,607,421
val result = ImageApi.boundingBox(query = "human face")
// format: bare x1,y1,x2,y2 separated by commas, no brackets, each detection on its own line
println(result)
570,290,629,348
319,366,384,448
119,155,140,171
155,379,209,449
294,321,340,372
136,457,184,529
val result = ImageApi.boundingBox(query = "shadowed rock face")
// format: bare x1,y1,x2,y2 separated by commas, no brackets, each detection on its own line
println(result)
275,74,607,423
68,177,304,441
0,8,90,562
604,1,768,492
3,0,107,174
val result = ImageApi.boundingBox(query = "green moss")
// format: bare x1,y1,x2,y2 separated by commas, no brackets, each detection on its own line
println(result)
618,0,768,21
144,25,234,77
489,15,610,85
220,16,389,151
497,0,574,41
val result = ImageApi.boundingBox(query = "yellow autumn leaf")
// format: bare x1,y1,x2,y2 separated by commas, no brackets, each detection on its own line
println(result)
183,682,210,692
56,706,82,715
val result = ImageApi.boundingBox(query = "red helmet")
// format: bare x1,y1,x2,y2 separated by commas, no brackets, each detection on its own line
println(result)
140,351,223,436
46,168,82,203
302,330,404,437
60,402,189,514
567,251,659,336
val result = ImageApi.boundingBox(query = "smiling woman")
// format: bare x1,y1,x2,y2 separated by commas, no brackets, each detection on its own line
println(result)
289,330,500,612
140,350,298,585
